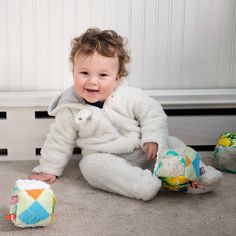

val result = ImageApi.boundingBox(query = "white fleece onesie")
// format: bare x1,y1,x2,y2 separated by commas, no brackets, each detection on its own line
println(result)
32,81,222,200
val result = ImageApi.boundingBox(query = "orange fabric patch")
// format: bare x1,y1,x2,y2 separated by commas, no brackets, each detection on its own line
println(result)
26,189,43,199
185,156,192,166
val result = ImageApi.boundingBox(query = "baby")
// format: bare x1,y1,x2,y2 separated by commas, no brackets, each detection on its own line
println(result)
29,28,222,200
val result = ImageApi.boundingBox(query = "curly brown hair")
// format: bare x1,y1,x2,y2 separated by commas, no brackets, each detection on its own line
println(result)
70,28,130,78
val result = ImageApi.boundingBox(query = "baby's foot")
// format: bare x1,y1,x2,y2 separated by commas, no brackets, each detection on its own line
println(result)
187,166,223,194
133,169,162,201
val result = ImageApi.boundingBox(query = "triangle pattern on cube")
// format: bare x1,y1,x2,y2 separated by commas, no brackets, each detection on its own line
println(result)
185,155,192,167
26,189,43,200
192,155,200,177
18,201,50,225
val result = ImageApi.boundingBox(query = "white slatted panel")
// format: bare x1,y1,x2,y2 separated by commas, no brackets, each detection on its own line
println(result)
62,0,75,89
103,0,118,30
117,0,130,37
50,0,63,91
129,0,145,87
0,0,8,90
21,0,36,90
0,0,236,91
90,0,104,28
76,0,91,33
35,0,50,90
7,0,22,91
165,0,184,89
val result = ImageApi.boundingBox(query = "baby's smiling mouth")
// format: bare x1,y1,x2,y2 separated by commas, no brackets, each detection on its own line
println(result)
85,89,99,93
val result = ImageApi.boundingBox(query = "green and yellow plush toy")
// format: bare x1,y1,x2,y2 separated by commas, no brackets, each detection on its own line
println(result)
6,179,55,228
153,147,201,191
214,132,236,173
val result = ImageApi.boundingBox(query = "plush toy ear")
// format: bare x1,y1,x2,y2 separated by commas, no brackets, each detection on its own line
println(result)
155,154,185,177
75,109,92,124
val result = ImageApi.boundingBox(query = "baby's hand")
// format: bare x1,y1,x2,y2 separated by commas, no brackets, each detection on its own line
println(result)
28,172,57,184
143,142,158,162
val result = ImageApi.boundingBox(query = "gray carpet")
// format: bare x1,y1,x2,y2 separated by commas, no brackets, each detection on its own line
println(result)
1,158,236,236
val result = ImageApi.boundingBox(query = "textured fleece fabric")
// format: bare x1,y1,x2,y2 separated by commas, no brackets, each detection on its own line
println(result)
33,81,169,177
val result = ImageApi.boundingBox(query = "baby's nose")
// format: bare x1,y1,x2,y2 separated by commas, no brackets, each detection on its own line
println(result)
87,76,98,85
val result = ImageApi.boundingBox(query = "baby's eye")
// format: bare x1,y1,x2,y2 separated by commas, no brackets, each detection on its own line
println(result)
80,71,88,75
99,73,108,78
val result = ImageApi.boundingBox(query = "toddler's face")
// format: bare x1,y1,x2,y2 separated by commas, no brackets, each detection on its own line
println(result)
73,52,120,103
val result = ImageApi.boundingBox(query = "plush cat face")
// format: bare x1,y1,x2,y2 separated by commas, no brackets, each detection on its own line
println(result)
75,109,93,124
156,155,184,177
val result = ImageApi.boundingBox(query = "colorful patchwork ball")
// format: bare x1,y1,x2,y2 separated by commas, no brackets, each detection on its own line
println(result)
214,132,236,173
153,147,200,191
6,179,55,227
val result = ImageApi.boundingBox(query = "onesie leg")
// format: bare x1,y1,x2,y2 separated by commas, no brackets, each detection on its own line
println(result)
187,161,223,194
79,153,161,201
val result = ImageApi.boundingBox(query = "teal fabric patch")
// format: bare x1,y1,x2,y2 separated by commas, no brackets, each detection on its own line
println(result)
18,201,50,225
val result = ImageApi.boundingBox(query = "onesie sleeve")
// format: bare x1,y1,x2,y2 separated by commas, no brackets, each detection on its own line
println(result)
32,108,77,176
130,88,169,155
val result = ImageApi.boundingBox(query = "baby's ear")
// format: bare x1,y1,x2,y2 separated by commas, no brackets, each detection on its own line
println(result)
115,77,122,86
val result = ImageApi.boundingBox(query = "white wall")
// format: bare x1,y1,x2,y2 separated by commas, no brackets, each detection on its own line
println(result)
0,0,236,92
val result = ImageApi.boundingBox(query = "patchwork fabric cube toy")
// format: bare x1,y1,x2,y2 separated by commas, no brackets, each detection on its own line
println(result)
153,147,201,191
6,179,55,227
214,132,236,173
